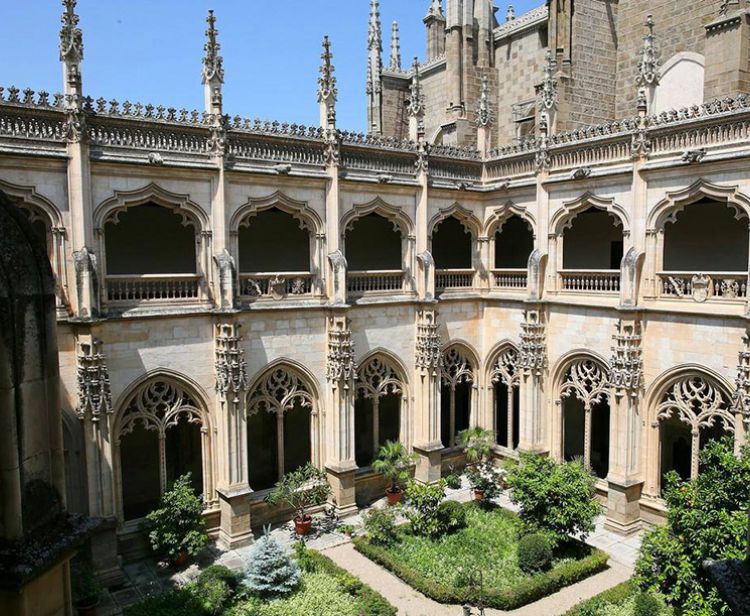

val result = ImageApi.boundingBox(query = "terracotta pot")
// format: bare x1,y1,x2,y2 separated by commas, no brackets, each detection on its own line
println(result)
75,599,99,616
474,489,485,502
386,488,403,506
173,550,188,567
295,515,313,536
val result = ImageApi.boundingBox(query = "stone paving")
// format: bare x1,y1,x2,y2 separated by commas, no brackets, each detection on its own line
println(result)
98,481,642,615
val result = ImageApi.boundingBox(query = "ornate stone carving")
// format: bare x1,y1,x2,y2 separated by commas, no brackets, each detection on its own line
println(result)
571,166,591,180
119,380,205,437
202,10,225,87
407,57,425,127
475,75,493,129
75,339,112,421
324,129,340,167
691,274,710,303
357,356,402,399
215,324,249,404
656,376,734,433
535,112,551,171
318,35,338,126
415,142,430,175
441,347,474,388
636,15,660,89
610,321,642,398
247,368,314,416
682,148,706,164
631,114,651,160
561,359,611,411
326,316,357,384
536,51,558,113
328,249,348,305
416,310,442,373
731,331,750,428
519,310,547,375
59,0,83,89
490,347,520,387
213,248,235,309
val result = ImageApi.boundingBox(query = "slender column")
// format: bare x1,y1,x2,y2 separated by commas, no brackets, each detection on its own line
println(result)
414,307,443,483
518,308,548,453
507,387,515,449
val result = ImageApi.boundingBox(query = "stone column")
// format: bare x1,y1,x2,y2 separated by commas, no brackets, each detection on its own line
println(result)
605,318,644,535
214,322,253,548
518,307,548,454
324,313,359,517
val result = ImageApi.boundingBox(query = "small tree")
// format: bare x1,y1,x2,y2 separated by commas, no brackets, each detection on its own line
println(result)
144,473,208,562
506,453,600,543
457,427,494,465
636,437,750,615
244,527,300,598
266,462,331,522
458,427,502,501
372,440,418,494
403,479,447,538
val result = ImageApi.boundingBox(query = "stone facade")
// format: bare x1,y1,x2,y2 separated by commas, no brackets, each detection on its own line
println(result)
3,0,750,577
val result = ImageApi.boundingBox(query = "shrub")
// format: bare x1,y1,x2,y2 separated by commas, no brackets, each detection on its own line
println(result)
444,473,462,490
243,528,300,598
563,581,635,616
506,454,600,543
123,588,206,616
198,564,241,590
403,479,446,538
266,463,331,521
192,578,232,615
143,473,208,562
466,461,503,501
436,500,466,535
372,441,418,493
633,592,663,616
363,506,398,547
517,533,553,574
635,437,750,615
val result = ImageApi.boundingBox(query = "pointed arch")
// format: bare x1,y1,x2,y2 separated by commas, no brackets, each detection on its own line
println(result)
551,349,612,401
428,202,483,237
356,348,410,397
230,191,324,236
551,192,630,236
341,197,414,238
647,179,750,233
94,182,210,231
485,340,521,386
484,201,536,238
441,340,480,385
0,178,64,228
440,341,479,448
486,341,522,450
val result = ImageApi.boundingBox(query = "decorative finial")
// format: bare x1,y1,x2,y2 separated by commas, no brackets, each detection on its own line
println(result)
636,14,659,88
202,10,224,85
59,0,83,65
318,35,338,115
408,58,425,117
507,5,516,21
369,0,382,53
537,50,558,112
476,75,493,128
426,0,444,18
389,22,402,71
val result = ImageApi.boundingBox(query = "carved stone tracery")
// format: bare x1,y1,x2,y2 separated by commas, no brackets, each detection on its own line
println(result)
215,324,249,404
519,310,547,375
560,359,611,412
491,347,520,388
416,311,442,373
75,339,112,421
326,317,357,385
441,347,475,389
357,356,403,400
247,368,314,416
610,321,643,398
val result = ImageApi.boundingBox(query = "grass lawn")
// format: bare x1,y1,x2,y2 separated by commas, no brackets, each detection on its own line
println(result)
354,502,609,610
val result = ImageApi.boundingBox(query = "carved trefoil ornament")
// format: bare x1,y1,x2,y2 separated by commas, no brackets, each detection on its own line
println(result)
326,316,357,385
610,320,643,398
75,339,112,421
519,309,547,375
416,309,442,374
215,323,249,404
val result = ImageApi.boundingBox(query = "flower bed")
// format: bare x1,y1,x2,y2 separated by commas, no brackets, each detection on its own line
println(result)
123,549,396,616
353,503,609,610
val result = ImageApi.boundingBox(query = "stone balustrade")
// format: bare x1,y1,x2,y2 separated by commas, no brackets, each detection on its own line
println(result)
347,270,405,294
436,269,475,291
657,272,749,302
559,270,621,294
105,274,203,304
492,268,528,290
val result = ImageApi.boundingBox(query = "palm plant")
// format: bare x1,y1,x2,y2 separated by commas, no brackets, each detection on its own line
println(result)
457,427,494,465
372,440,418,494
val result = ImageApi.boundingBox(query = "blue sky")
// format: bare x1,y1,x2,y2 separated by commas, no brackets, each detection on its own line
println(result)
2,1,540,132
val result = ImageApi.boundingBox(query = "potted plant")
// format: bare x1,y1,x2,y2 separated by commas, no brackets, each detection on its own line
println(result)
266,463,331,536
457,428,501,501
143,473,209,567
372,440,418,506
340,523,355,537
71,566,102,616
466,462,503,502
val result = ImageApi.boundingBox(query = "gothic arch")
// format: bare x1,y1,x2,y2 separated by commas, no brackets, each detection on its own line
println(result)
440,341,479,447
485,340,521,387
94,182,210,231
0,178,64,228
552,350,612,408
230,191,324,236
551,192,630,237
341,197,414,238
441,340,480,385
484,201,536,238
356,348,410,398
112,369,215,524
647,179,750,233
428,202,483,238
246,358,322,413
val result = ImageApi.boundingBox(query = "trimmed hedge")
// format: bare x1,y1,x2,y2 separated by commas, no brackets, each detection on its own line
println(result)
562,581,635,616
353,506,610,611
298,549,397,616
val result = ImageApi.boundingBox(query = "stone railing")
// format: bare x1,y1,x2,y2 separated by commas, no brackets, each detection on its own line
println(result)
559,270,621,294
657,272,748,302
436,269,475,291
239,272,314,299
347,270,405,294
105,274,203,304
492,268,528,291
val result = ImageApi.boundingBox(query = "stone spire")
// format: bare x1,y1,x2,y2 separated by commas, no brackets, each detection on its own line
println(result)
389,22,402,72
318,35,338,129
424,0,446,61
408,57,426,141
636,14,660,89
367,0,383,134
202,9,224,115
59,0,84,96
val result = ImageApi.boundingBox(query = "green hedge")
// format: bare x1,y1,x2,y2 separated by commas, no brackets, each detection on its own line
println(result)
353,533,609,611
562,581,635,616
297,549,397,616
